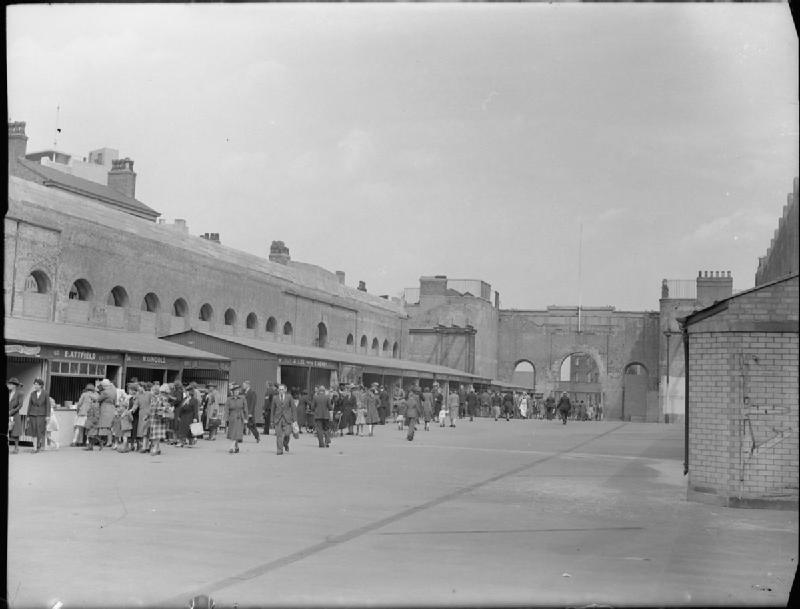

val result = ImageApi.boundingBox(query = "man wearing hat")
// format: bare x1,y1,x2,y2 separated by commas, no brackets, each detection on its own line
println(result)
557,391,572,425
8,377,24,454
270,384,296,455
26,378,51,453
242,380,260,443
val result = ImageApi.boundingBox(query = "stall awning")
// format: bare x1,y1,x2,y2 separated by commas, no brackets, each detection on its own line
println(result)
4,317,230,363
162,328,489,383
491,379,532,391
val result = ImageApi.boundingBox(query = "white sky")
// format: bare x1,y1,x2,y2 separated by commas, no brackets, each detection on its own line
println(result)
7,3,798,311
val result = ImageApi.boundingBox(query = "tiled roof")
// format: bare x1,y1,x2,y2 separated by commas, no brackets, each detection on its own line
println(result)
17,158,160,220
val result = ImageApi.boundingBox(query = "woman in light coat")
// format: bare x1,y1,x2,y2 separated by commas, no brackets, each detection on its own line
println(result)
71,383,97,446
97,379,117,447
225,384,246,453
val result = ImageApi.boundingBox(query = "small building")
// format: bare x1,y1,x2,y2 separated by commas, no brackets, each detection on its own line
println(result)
681,273,799,509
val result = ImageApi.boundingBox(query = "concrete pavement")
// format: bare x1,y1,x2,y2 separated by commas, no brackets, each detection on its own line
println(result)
7,419,798,608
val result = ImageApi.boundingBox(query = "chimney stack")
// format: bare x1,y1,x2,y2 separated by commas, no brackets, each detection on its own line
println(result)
107,157,137,198
8,121,28,176
696,270,733,307
335,271,346,285
357,281,367,292
201,233,221,243
269,240,290,265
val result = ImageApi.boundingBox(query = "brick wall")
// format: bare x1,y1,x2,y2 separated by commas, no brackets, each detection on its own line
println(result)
686,275,799,508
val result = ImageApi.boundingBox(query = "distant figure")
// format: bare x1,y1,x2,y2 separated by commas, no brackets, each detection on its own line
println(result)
557,392,572,425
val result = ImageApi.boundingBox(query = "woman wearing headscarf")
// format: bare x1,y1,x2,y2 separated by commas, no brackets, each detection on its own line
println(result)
72,383,97,447
96,379,117,448
420,388,434,432
148,384,172,455
364,384,381,437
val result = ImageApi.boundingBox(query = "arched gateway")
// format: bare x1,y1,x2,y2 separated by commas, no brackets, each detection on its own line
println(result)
497,306,660,421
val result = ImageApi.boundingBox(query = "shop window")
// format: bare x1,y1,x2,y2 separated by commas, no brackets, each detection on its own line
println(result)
346,333,354,346
315,322,328,348
172,298,189,317
266,316,277,332
392,342,399,358
141,292,160,313
199,303,214,321
25,270,51,293
246,312,258,329
371,338,379,355
283,321,293,336
68,278,93,301
224,308,237,326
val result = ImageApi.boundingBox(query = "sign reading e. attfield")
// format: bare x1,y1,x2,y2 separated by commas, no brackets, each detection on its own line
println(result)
278,357,336,369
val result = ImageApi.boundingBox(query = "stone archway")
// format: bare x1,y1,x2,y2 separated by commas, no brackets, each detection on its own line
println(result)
553,351,604,417
512,360,536,390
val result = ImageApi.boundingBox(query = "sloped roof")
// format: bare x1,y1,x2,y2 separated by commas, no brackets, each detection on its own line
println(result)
4,317,229,362
162,328,488,381
8,176,406,316
17,158,160,220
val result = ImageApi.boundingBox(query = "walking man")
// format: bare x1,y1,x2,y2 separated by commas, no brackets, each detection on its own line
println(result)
271,384,296,455
242,380,260,443
312,386,331,448
405,387,423,441
557,392,572,425
27,378,51,453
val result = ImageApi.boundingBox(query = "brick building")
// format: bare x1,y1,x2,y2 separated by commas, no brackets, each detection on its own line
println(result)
681,274,799,508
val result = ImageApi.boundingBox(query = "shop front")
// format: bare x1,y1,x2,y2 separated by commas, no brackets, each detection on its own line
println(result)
123,353,182,386
278,356,337,394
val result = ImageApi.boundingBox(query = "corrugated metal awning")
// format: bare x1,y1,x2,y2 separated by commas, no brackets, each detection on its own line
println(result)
162,328,489,382
4,317,229,362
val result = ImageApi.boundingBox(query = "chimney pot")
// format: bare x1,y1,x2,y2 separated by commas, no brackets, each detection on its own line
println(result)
335,271,346,284
107,156,137,198
357,281,367,292
269,240,290,264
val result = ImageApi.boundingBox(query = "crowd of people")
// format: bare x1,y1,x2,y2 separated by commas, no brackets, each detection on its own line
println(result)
8,376,604,456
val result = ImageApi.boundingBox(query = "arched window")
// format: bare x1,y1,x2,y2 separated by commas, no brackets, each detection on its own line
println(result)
371,338,379,355
199,303,214,322
246,312,257,329
106,285,129,307
360,335,368,353
346,333,354,346
25,270,51,294
141,292,160,313
172,298,188,317
266,317,277,332
392,342,399,358
224,308,237,326
624,363,648,376
68,279,93,301
283,321,293,336
315,322,328,348
382,339,389,355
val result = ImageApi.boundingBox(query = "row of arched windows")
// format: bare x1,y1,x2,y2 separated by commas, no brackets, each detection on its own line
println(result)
25,271,401,357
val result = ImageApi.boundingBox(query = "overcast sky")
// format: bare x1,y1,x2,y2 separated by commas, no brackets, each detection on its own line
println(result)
7,3,798,311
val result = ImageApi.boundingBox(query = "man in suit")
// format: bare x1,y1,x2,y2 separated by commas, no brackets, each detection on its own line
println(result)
262,381,276,436
312,385,332,448
270,384,296,455
242,380,260,443
27,377,51,453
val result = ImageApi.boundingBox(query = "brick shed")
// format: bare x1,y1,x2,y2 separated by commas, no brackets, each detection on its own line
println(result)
681,273,799,509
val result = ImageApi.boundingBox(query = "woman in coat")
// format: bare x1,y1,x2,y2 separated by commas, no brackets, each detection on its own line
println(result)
225,384,246,454
132,383,152,452
72,383,97,446
96,379,117,447
404,388,423,441
177,387,197,447
148,384,172,455
421,389,434,431
364,385,380,436
8,377,25,454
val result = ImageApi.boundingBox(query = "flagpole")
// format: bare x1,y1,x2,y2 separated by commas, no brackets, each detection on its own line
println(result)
53,105,60,148
578,219,583,333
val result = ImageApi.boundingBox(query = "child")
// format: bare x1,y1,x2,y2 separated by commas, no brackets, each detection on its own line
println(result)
438,404,447,427
207,409,220,440
45,401,59,450
396,397,407,431
355,397,366,437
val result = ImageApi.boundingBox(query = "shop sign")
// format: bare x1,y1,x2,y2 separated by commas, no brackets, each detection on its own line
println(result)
182,360,231,371
278,356,336,369
45,347,123,364
5,344,42,357
126,353,181,368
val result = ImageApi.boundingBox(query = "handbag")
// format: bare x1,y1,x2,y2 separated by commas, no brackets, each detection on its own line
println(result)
291,421,300,438
190,421,204,437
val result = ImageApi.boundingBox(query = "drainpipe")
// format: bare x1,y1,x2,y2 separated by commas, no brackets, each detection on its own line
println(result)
681,323,690,476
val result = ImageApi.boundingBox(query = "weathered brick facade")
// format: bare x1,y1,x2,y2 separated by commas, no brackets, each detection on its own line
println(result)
684,275,799,508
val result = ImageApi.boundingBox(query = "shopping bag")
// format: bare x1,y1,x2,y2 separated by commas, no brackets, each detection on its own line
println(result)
291,421,300,439
190,421,204,437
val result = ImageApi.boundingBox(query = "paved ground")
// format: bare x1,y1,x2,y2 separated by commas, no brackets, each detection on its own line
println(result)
7,418,798,608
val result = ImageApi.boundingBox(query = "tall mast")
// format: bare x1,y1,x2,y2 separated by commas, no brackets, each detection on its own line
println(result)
53,105,61,148
578,218,583,333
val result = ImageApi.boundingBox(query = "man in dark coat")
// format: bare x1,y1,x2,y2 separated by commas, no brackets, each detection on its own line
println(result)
502,392,515,421
262,381,276,435
458,385,468,419
242,380,260,443
557,392,572,425
26,378,51,453
466,388,479,422
378,385,390,425
270,384,296,455
312,386,332,448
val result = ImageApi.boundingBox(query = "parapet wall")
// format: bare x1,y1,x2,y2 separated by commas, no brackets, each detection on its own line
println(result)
755,177,799,286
